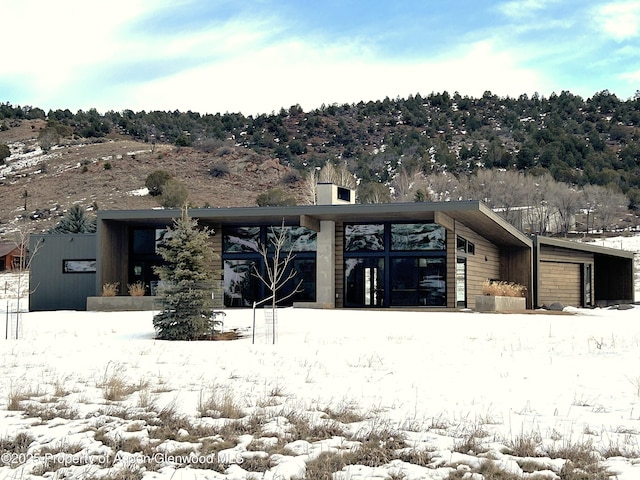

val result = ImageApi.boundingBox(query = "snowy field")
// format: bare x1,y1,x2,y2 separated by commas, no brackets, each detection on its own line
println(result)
0,235,639,480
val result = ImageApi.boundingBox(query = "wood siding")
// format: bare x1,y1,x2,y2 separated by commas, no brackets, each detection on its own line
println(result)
452,223,500,310
539,262,582,306
538,245,593,307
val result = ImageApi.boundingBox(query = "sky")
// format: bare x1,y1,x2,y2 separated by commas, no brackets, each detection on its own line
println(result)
2,0,640,116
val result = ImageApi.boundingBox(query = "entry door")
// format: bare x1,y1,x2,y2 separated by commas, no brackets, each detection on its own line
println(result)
456,258,467,308
345,257,385,307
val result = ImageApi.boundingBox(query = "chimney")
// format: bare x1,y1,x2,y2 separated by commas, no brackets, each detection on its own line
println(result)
316,183,355,205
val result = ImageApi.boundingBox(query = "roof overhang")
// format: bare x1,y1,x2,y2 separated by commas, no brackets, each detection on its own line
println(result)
97,201,533,248
534,236,636,260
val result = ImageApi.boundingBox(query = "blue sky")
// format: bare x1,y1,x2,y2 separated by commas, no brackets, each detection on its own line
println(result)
2,0,639,116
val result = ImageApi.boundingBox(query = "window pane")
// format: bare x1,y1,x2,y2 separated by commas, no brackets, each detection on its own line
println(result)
420,258,446,306
133,229,156,254
223,227,260,253
267,226,317,252
345,224,384,251
392,224,445,251
390,258,418,305
224,260,258,307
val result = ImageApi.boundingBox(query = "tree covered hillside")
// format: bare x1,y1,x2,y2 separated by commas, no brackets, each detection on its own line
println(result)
2,89,640,212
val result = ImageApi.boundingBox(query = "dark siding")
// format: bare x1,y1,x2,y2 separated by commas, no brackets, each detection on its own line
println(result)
29,234,97,311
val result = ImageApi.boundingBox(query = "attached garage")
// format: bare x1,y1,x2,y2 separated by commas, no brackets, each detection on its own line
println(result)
534,236,635,308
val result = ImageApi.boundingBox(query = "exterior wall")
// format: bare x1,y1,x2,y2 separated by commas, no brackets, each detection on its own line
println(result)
29,234,97,311
538,245,593,307
453,222,500,310
317,183,356,205
98,220,129,293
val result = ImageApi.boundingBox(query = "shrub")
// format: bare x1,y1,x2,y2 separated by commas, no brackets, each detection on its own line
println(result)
145,170,172,196
481,280,526,297
209,162,230,178
159,178,188,208
128,281,146,296
0,143,11,162
280,170,302,184
256,188,296,206
102,282,119,296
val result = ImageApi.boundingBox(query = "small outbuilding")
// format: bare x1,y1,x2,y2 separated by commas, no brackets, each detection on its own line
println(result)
0,241,23,271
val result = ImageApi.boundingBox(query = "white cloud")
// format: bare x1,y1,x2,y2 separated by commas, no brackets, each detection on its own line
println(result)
594,1,640,41
0,0,155,97
115,38,551,115
496,0,554,19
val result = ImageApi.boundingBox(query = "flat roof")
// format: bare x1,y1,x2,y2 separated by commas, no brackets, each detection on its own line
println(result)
97,201,533,248
535,236,636,259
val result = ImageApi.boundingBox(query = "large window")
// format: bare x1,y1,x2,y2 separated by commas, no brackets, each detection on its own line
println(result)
222,225,317,307
391,224,446,251
344,222,447,308
344,224,384,251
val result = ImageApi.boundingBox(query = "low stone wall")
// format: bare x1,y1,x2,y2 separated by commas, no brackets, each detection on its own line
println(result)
475,295,526,312
86,296,159,311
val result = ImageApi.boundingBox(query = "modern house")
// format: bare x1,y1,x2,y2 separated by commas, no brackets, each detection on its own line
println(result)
29,184,636,311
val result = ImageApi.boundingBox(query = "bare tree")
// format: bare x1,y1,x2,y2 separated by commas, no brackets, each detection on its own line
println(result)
526,173,555,234
469,170,530,227
318,161,357,189
301,169,319,205
6,225,43,338
583,184,629,233
548,182,580,236
391,167,429,202
424,172,463,201
252,220,303,344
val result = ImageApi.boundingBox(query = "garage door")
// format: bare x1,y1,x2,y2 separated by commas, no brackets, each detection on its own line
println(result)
539,261,582,307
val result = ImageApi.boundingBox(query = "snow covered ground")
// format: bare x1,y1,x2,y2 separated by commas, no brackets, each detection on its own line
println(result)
0,234,638,480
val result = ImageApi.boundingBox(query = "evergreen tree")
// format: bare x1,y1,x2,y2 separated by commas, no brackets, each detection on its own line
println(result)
49,205,96,233
153,206,216,340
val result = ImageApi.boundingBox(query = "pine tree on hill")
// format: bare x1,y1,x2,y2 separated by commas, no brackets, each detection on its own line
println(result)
153,205,217,341
49,205,96,233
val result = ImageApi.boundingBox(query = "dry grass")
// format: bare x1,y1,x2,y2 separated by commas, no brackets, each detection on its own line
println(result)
22,401,79,421
304,451,350,479
198,387,245,419
505,431,543,457
482,280,527,297
100,363,147,401
0,432,34,461
102,282,120,296
127,281,146,296
548,439,609,480
322,402,368,423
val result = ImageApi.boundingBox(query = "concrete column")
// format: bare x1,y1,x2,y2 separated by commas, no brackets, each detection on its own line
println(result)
315,220,335,307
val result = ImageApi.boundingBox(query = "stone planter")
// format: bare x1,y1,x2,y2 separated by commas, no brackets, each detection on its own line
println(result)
86,296,159,311
475,295,526,312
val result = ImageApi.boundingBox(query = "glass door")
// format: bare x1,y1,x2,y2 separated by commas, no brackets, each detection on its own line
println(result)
345,257,385,307
456,258,467,308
